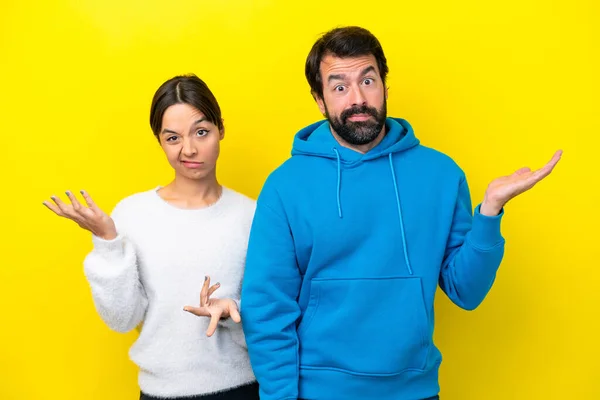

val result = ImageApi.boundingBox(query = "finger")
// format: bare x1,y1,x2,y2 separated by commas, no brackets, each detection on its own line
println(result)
519,150,562,187
65,190,84,213
42,200,63,216
537,150,562,174
51,195,77,218
207,282,221,298
80,190,102,213
200,276,210,306
206,310,222,337
51,195,69,212
229,304,241,323
183,306,209,317
512,167,531,176
549,149,563,163
528,152,562,184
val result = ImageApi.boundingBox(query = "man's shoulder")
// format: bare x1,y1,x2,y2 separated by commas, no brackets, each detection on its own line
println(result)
411,144,465,176
263,156,304,184
255,156,310,205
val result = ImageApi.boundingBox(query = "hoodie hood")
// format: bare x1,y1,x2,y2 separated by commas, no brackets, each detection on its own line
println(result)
291,117,420,163
290,117,420,275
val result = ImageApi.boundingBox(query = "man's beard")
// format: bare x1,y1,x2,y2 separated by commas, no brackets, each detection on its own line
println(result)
325,98,387,146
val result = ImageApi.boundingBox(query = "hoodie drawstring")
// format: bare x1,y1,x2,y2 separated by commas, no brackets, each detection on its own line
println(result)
330,149,412,275
389,153,414,275
333,147,342,218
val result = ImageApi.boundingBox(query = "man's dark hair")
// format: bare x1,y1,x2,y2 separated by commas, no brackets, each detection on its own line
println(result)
305,26,389,99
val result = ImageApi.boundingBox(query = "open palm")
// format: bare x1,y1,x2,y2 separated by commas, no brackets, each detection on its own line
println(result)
43,190,117,240
482,150,562,215
183,276,241,337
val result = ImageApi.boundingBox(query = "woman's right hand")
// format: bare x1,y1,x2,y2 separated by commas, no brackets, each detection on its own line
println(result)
43,190,117,240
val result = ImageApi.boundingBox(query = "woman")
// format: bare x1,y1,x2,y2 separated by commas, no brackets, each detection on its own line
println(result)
43,74,259,400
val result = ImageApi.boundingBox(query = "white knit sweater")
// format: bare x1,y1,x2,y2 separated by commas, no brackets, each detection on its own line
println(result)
83,186,257,397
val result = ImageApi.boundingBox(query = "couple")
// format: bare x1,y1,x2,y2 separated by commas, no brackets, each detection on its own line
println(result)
44,26,561,400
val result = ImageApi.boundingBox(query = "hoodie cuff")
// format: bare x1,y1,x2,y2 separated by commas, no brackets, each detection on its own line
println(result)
469,204,505,250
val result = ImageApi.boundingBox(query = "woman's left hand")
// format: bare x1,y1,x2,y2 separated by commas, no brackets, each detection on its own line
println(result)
183,276,241,337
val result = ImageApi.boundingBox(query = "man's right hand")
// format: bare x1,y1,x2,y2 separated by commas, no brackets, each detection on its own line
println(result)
43,190,117,240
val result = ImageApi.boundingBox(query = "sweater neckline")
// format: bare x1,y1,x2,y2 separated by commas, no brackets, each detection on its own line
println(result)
151,185,230,214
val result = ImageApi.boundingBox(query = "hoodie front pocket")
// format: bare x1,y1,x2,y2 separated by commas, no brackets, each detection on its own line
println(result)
298,277,430,376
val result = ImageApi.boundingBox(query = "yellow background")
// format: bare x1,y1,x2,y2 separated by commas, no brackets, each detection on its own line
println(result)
1,0,597,399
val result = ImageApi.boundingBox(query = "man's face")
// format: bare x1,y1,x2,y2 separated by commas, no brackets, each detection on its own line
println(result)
316,54,387,146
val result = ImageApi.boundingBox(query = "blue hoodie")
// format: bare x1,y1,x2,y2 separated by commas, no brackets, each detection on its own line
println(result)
241,118,505,400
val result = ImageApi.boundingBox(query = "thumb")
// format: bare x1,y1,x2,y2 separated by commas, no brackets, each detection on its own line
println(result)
229,303,241,323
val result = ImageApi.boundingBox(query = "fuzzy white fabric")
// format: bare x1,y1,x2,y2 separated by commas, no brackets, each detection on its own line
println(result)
83,187,256,397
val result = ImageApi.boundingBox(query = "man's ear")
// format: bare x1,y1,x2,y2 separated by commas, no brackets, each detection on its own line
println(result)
313,92,326,116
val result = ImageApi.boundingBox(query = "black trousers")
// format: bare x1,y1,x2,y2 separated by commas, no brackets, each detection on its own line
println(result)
140,382,259,400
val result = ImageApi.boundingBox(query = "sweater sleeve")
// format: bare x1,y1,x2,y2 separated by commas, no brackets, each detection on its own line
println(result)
83,202,148,333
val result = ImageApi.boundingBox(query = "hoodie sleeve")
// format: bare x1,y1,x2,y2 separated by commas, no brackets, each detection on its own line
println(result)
241,181,302,400
83,202,148,333
439,175,505,310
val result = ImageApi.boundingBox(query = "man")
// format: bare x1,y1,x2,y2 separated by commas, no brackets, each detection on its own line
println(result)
241,26,561,400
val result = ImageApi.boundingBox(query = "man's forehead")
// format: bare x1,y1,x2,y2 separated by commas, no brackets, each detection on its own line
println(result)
320,54,379,77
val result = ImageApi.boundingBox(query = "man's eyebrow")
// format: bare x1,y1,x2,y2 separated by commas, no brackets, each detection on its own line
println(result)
328,73,346,83
360,66,376,76
327,66,377,83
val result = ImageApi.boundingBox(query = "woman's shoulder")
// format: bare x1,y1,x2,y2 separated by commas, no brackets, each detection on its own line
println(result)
222,187,256,215
110,187,160,217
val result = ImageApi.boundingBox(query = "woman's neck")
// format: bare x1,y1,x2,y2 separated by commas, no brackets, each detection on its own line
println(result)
158,175,222,209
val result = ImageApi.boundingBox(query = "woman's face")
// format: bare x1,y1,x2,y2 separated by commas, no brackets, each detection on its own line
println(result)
158,103,223,181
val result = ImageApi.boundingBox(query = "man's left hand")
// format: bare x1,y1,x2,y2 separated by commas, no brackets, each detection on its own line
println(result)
480,150,563,216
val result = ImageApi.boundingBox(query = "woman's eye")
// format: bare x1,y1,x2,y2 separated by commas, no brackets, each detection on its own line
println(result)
166,136,178,142
196,129,209,137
